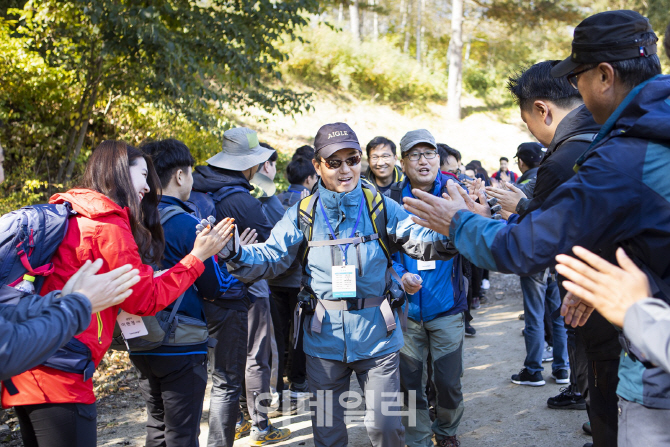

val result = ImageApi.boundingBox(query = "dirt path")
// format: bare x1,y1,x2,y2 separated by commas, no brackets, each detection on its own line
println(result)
1,272,591,446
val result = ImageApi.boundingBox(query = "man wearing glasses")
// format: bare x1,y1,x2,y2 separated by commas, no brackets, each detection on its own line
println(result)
221,122,459,447
365,136,404,193
386,130,468,447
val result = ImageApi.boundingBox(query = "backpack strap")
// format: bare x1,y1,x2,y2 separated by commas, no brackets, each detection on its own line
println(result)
210,185,249,204
296,191,320,276
159,205,187,225
161,292,187,344
388,182,403,206
361,179,391,268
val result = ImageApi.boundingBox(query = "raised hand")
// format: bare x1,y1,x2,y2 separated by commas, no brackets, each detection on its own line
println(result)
191,217,235,261
62,259,141,314
485,182,527,215
556,246,651,327
239,228,258,246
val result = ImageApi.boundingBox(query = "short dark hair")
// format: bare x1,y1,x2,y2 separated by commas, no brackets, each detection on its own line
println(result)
141,139,195,188
286,157,317,185
500,157,509,163
258,142,278,170
365,136,396,159
608,33,661,89
292,145,315,160
436,143,459,167
507,60,583,111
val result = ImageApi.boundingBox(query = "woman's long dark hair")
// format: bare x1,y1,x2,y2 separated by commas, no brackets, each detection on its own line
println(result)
81,140,164,264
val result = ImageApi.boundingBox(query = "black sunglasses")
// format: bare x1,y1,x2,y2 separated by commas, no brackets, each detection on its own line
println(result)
320,154,362,170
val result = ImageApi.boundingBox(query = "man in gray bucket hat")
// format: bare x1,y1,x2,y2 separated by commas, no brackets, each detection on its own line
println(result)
191,127,291,445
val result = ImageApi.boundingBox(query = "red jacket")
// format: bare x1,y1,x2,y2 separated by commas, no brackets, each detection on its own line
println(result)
2,189,204,407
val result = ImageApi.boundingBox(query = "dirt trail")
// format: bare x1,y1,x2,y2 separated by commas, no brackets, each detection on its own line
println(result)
86,272,590,447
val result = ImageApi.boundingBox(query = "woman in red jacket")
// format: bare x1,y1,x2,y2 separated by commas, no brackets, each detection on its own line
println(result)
3,141,233,447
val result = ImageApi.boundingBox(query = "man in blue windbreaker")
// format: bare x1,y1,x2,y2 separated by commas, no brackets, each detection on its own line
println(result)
220,122,460,447
404,10,670,447
386,129,468,447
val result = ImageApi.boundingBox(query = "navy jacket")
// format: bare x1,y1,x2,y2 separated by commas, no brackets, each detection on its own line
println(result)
450,75,670,409
0,291,91,381
133,196,245,355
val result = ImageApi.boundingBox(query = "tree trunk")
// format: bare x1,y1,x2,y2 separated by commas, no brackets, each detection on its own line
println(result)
338,1,344,23
400,0,409,53
350,0,360,42
372,0,379,41
415,0,422,63
447,0,463,120
64,82,98,184
56,88,90,184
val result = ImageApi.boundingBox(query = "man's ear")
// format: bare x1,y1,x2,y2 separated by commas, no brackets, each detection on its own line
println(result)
533,100,552,127
174,168,184,187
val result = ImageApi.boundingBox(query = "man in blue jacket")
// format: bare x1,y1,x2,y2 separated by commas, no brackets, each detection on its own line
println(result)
404,11,670,447
139,139,247,447
220,122,460,447
386,129,467,447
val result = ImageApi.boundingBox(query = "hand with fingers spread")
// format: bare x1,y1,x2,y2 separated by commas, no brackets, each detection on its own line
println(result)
468,178,485,203
556,246,651,327
403,179,488,236
239,228,259,246
300,189,310,200
486,182,527,215
61,259,141,314
191,217,236,262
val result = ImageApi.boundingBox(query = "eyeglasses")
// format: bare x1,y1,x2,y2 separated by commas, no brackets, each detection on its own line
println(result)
567,66,597,90
406,150,438,161
320,154,362,169
370,154,394,163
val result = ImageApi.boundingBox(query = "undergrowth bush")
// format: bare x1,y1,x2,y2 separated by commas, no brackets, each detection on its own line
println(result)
281,26,448,103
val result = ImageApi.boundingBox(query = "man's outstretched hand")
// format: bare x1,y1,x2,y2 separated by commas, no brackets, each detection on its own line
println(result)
556,246,651,328
403,179,490,236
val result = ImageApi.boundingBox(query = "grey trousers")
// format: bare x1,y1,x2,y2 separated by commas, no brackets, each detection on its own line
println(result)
245,294,273,428
618,397,670,446
306,351,405,447
204,303,248,447
400,313,465,446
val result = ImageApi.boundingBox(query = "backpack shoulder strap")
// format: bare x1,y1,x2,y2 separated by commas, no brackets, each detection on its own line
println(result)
296,191,320,274
361,179,391,267
561,133,598,146
388,181,403,204
159,205,187,226
211,185,249,204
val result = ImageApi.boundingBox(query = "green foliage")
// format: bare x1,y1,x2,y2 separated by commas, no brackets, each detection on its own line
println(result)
280,26,448,103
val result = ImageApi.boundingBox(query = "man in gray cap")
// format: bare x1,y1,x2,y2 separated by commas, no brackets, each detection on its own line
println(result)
218,122,460,447
192,127,291,445
402,10,670,447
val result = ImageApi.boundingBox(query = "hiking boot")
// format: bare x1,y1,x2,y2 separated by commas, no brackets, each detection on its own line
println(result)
547,387,587,410
518,313,525,320
235,419,252,440
471,296,481,310
437,435,461,447
465,321,476,337
289,380,309,399
583,421,592,436
267,399,298,418
551,369,570,384
542,344,554,363
249,424,291,445
511,368,545,386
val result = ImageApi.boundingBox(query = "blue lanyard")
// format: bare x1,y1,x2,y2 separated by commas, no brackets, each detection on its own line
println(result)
318,194,365,265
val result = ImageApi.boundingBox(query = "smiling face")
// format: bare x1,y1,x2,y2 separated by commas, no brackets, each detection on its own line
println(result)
401,143,440,191
313,148,361,193
129,156,150,202
500,159,509,172
368,144,397,184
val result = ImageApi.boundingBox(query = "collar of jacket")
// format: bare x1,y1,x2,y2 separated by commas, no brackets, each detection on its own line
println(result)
288,184,309,192
574,74,662,172
317,179,363,217
159,195,197,214
545,104,600,157
400,173,443,199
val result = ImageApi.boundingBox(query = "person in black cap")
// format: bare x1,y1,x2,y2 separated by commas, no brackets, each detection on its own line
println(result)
401,10,670,447
514,142,544,186
218,122,460,447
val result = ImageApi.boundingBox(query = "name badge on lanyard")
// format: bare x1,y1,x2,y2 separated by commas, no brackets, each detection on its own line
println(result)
417,260,436,271
116,311,149,339
332,265,357,298
319,195,365,299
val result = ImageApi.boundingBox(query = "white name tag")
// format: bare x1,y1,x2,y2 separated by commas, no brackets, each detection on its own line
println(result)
332,265,357,298
116,311,148,339
417,260,436,271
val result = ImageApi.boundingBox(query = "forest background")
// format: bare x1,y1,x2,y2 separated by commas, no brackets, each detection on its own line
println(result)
1,0,668,214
